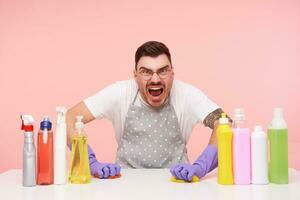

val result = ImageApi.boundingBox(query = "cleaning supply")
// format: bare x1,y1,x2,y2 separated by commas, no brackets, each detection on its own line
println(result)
232,108,251,185
108,174,122,179
217,113,233,185
21,115,36,187
170,176,199,183
37,116,54,185
54,106,67,185
69,116,91,184
268,108,288,184
251,125,268,184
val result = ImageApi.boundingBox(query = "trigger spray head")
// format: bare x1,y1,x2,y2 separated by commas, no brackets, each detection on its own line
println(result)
56,106,67,123
21,115,34,132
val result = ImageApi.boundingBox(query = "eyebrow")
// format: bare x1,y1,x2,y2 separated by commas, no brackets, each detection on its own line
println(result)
139,65,170,71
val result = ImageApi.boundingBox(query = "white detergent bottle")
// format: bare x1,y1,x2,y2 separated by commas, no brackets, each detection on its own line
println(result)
54,106,67,185
251,125,268,184
251,126,269,185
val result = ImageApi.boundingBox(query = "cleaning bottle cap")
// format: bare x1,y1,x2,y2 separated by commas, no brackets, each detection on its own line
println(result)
21,115,34,132
75,115,84,133
219,113,229,124
234,108,246,121
273,107,283,119
40,116,52,130
254,125,263,132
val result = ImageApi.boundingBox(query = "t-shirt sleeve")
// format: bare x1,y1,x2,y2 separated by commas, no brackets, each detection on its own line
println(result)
83,82,121,120
185,84,220,124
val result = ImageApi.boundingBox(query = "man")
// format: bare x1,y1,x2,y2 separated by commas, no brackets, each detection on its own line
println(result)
66,41,229,182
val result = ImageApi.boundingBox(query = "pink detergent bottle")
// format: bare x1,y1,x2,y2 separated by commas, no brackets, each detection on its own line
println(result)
233,108,251,185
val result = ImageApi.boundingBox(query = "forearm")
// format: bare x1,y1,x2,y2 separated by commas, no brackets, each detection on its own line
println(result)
195,108,232,174
204,108,232,146
66,110,76,149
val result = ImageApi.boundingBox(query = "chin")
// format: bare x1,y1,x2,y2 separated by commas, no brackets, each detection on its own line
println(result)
148,98,166,108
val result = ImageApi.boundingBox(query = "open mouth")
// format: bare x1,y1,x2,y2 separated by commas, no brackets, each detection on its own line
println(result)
148,87,164,97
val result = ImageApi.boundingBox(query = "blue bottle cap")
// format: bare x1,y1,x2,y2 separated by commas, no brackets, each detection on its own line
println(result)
40,116,52,130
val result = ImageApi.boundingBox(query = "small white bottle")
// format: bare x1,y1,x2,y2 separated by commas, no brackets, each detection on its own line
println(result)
54,106,67,185
251,125,269,184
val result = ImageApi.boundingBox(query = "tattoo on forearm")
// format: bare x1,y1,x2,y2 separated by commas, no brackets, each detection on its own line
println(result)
203,108,232,129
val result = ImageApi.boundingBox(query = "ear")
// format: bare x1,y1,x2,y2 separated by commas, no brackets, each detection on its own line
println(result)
171,66,174,75
133,69,137,79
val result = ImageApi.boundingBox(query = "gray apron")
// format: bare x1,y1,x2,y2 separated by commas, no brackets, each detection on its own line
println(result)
116,90,189,168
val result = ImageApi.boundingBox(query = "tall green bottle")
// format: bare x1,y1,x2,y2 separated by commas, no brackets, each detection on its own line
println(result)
268,108,288,184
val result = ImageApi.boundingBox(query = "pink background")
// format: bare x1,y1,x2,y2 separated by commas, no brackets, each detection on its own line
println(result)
1,0,299,173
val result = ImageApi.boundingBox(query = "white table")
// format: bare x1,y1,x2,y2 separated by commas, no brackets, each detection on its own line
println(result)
0,168,300,200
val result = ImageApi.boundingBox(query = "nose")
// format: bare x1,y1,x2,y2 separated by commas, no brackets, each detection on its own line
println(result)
150,72,161,83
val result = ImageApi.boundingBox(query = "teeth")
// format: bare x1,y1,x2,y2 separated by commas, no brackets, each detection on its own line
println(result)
149,88,162,90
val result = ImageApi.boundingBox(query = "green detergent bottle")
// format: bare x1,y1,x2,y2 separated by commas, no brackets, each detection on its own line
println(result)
268,108,288,184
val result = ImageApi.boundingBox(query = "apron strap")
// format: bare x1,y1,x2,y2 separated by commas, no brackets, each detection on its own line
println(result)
131,89,139,106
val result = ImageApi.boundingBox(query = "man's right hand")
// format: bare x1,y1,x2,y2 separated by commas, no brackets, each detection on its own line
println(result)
88,145,121,178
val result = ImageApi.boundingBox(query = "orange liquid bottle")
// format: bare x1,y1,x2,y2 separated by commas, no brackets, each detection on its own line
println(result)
37,117,54,185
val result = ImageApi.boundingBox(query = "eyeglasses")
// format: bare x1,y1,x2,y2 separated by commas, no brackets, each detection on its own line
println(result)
138,67,172,81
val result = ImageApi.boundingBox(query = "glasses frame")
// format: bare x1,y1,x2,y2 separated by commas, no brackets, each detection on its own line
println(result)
137,66,172,81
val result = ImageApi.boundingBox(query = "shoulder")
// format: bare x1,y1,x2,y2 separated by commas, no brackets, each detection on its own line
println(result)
171,80,205,96
107,79,137,90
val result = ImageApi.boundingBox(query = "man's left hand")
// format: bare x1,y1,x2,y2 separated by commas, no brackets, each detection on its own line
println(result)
170,163,203,181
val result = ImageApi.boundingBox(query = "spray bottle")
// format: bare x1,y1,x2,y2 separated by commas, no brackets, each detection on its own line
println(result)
232,108,251,184
251,125,268,184
268,108,288,184
54,106,67,185
37,117,54,185
217,113,233,185
69,116,91,184
21,115,36,187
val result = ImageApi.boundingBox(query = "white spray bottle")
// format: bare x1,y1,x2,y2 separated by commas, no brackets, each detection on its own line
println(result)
54,106,67,184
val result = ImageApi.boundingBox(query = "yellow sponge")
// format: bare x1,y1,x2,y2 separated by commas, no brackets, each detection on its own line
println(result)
170,176,199,183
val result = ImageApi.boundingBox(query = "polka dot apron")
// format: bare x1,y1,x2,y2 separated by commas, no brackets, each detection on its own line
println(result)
116,90,188,168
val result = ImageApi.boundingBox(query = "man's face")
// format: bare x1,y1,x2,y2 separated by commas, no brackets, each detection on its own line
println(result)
134,54,174,108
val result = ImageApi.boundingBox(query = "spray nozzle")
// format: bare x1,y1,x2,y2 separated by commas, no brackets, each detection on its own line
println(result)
56,106,67,124
56,106,67,113
21,115,34,132
75,115,84,134
219,113,229,124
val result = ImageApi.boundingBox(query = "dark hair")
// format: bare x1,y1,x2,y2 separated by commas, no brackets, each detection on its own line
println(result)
135,41,172,70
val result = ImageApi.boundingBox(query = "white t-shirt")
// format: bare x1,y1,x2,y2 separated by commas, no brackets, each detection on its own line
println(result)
84,79,219,144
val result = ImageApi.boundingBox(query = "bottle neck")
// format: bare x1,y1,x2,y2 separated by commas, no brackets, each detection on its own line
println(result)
24,131,34,143
233,120,247,128
76,128,85,136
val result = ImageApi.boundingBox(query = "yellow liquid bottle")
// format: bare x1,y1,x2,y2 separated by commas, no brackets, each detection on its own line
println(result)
217,113,234,185
69,116,91,184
